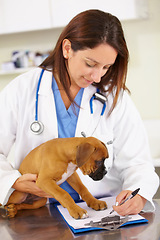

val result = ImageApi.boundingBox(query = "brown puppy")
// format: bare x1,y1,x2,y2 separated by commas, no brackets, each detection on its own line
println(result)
3,137,109,219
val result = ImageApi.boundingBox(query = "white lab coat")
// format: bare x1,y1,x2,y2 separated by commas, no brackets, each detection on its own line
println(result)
0,68,159,211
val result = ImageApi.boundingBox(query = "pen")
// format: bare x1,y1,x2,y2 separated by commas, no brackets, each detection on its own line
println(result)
109,188,140,214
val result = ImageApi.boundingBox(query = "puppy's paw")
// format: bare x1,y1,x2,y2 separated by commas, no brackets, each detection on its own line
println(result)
4,204,17,218
88,199,107,211
69,205,89,219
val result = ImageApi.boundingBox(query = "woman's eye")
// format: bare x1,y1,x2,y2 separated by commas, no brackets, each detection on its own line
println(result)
86,62,94,68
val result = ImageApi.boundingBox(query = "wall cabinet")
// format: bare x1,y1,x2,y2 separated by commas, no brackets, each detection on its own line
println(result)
50,0,149,28
0,0,148,34
0,0,52,34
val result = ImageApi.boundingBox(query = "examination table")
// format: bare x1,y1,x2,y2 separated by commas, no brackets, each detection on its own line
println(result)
0,199,160,240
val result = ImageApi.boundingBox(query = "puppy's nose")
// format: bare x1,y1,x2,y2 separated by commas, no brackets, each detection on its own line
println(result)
89,166,107,181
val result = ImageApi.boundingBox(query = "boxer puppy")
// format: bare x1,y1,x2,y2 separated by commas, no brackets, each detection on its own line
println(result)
2,137,108,219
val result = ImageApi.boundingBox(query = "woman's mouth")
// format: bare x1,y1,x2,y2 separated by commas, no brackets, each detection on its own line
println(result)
83,77,93,85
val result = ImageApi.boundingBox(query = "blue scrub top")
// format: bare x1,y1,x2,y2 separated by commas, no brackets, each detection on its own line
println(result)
49,76,84,204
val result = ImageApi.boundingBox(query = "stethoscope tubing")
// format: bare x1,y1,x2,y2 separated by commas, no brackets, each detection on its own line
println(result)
90,89,107,116
31,69,107,135
35,69,45,121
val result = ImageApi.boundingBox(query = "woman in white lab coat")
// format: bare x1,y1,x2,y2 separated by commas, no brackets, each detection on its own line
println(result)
0,9,159,215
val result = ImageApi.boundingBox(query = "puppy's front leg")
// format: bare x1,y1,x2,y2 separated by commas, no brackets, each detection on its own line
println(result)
36,177,88,219
67,172,107,211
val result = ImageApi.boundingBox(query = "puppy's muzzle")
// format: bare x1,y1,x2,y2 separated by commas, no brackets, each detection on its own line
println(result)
89,159,107,181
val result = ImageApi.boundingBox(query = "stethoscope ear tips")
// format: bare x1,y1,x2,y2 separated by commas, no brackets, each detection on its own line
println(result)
30,121,44,135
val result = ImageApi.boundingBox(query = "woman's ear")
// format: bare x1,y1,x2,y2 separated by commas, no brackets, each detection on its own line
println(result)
62,39,72,59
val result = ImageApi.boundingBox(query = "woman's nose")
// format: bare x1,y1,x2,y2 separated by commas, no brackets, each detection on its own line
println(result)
91,69,103,83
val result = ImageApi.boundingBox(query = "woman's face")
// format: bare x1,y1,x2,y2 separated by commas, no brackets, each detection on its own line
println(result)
63,40,118,90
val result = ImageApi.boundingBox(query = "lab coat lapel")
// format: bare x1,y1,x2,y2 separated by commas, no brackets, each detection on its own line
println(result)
75,86,101,137
38,70,58,138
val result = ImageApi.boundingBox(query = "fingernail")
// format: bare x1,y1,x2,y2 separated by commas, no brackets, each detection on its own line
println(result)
115,202,119,206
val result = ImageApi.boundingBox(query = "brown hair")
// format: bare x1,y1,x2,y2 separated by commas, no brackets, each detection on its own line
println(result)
40,9,129,114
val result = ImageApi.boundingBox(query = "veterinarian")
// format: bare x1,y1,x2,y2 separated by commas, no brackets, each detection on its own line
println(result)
0,9,159,216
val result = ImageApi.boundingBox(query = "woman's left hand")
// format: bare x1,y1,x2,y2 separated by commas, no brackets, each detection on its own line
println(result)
112,190,147,216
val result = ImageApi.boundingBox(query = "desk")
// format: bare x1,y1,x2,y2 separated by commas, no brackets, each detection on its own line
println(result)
0,200,160,240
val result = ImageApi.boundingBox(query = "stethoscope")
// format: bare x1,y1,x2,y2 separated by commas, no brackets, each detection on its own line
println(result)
30,69,45,134
30,69,107,135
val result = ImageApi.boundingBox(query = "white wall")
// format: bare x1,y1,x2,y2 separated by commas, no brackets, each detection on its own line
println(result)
122,0,160,119
0,0,159,119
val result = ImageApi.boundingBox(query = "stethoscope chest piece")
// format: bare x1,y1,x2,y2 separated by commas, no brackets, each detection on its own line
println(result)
30,69,45,135
30,121,44,135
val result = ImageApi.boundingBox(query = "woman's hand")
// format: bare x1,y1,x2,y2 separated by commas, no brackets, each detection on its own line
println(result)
12,173,52,198
112,190,147,216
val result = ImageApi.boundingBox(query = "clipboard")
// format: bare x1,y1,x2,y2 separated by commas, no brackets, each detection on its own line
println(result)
56,196,148,234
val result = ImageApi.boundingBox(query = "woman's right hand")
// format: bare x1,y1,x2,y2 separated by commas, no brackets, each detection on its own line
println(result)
12,173,53,198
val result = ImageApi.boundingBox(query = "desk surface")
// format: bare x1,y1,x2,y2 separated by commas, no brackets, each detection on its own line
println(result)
0,199,160,240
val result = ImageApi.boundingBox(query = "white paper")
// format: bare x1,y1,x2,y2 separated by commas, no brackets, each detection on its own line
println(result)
57,196,146,230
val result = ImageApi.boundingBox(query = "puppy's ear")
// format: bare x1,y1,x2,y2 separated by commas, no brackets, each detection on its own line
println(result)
76,143,95,167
